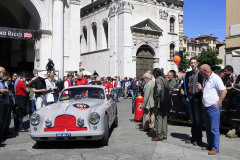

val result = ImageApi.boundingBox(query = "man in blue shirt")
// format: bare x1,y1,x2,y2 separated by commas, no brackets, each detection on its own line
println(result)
0,72,10,140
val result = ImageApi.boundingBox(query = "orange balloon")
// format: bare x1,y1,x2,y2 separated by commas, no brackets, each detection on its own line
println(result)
173,56,181,65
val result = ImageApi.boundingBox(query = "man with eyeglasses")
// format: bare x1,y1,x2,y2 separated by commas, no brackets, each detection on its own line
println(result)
181,57,204,146
75,72,88,86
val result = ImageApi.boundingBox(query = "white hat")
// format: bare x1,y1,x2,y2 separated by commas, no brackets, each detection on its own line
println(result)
38,72,47,78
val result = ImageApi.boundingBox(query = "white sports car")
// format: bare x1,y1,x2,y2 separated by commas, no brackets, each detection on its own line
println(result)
29,85,118,146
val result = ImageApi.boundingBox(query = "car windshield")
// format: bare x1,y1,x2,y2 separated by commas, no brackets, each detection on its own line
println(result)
59,87,105,101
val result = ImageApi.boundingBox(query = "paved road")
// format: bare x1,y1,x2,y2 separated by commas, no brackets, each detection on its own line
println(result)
0,98,240,160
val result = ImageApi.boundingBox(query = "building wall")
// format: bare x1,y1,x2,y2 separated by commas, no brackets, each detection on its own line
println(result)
80,0,183,77
226,0,240,74
218,45,226,66
226,0,240,38
80,4,111,76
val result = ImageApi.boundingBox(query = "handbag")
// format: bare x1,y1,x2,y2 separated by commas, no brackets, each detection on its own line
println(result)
47,93,54,103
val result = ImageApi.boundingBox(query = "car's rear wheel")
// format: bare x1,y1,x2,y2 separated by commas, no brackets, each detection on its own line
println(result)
100,115,109,146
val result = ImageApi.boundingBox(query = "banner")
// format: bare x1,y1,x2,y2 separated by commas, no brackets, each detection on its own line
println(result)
0,27,34,41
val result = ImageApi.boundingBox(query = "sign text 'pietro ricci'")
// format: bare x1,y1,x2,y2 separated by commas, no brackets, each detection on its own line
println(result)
0,27,34,41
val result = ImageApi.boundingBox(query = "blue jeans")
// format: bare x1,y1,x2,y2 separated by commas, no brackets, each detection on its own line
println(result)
13,113,24,130
0,104,10,136
31,99,36,114
186,96,203,141
27,99,35,115
131,90,137,99
204,105,221,151
53,93,58,103
117,88,122,98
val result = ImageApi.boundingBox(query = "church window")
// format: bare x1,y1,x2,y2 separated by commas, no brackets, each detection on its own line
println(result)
170,17,175,33
170,43,175,60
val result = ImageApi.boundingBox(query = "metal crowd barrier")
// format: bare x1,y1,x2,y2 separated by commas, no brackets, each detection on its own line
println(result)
169,89,240,130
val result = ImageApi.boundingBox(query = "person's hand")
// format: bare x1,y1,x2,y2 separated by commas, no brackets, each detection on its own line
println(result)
173,88,178,92
197,82,203,91
180,89,184,95
214,102,221,110
2,89,9,93
139,105,144,109
41,89,47,92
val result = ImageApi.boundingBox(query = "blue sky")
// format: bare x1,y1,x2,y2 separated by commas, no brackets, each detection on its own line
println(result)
183,0,226,41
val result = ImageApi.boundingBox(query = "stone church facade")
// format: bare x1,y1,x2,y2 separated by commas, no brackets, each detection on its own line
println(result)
80,0,184,78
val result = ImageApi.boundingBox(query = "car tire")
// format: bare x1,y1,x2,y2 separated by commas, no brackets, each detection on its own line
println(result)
113,116,118,128
100,115,109,146
36,141,46,147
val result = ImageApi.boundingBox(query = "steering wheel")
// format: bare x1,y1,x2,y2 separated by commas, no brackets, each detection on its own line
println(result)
89,94,101,99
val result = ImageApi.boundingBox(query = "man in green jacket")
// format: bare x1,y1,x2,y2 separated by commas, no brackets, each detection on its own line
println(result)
140,73,155,131
152,68,170,141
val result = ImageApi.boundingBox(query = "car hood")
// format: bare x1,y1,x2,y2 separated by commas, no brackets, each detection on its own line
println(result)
36,98,106,118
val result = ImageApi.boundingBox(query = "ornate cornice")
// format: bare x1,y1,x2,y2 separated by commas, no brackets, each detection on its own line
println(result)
70,0,81,5
117,1,133,13
133,32,160,40
81,0,111,18
159,9,168,20
109,1,133,17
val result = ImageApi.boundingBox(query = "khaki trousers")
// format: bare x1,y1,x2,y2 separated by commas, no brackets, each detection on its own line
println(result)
124,87,128,98
143,108,155,130
155,110,168,138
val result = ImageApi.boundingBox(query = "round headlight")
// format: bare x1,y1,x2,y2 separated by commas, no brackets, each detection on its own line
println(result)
77,118,84,127
45,119,52,128
30,113,40,126
89,112,100,125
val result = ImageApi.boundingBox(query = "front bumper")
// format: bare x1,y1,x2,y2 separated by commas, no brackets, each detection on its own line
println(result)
30,130,105,141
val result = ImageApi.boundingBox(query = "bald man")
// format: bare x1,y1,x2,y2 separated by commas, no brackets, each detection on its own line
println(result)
197,64,227,155
75,72,88,86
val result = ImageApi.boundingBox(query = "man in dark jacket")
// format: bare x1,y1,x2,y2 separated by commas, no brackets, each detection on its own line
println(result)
181,57,203,146
152,68,171,141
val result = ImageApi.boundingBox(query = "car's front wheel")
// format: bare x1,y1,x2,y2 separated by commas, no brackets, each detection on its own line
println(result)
100,115,109,146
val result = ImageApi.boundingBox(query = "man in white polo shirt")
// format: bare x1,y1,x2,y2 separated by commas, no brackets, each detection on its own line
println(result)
197,64,227,155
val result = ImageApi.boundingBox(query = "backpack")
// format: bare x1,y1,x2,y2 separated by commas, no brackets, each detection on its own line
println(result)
159,78,172,108
130,81,137,90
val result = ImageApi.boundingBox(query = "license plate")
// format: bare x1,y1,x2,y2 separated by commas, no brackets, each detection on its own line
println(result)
56,133,71,137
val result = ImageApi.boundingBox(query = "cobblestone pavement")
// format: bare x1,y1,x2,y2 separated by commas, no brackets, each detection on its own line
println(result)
0,98,240,160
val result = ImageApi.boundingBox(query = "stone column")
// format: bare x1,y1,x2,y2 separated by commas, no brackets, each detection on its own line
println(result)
117,1,133,78
109,3,118,76
52,0,64,79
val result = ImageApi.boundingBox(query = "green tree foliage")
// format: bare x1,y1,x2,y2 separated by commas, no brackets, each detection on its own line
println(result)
197,48,223,73
182,48,190,72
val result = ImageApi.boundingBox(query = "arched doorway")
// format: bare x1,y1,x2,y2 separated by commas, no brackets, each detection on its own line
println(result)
136,45,155,78
0,0,41,73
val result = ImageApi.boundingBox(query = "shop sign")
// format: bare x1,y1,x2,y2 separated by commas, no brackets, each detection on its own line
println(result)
0,27,34,41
